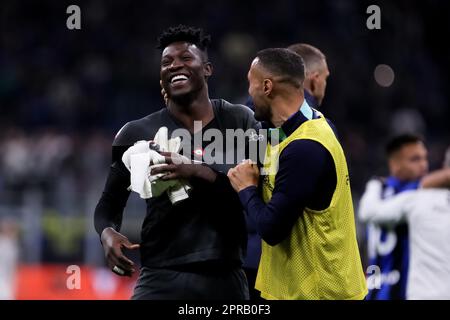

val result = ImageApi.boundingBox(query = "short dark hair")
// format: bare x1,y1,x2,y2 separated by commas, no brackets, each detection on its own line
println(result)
256,48,305,88
386,134,424,157
157,25,211,58
287,43,326,74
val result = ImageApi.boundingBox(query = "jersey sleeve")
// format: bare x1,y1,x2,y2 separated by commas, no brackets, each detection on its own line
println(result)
94,125,133,237
359,179,414,225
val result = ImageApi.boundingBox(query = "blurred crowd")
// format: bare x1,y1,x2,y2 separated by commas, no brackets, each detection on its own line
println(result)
0,0,449,286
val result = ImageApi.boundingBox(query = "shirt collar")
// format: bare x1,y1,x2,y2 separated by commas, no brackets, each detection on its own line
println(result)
299,99,313,120
386,176,421,192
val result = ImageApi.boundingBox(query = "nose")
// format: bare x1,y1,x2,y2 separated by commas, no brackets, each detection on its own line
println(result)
168,59,183,71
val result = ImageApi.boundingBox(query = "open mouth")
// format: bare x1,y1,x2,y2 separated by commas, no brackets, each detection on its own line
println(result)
170,74,189,85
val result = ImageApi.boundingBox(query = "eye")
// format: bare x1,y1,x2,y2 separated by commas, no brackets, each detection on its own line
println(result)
181,55,193,61
161,58,172,67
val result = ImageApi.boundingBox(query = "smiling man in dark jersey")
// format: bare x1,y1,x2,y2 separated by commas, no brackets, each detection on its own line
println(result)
94,25,258,300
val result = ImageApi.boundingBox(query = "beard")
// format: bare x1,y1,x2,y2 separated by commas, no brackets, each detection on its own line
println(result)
254,103,272,122
170,90,197,106
165,79,205,106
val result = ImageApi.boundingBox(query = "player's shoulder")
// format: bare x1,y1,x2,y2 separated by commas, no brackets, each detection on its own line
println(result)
214,98,254,117
281,138,331,165
212,98,257,129
113,108,168,146
420,189,450,213
416,188,450,198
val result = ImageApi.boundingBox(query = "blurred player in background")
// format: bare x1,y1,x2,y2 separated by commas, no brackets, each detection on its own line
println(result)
228,48,367,299
359,146,450,299
359,134,428,300
0,219,19,300
287,43,329,109
94,25,257,300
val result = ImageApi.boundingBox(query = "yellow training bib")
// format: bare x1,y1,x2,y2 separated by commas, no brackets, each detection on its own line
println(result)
256,113,367,300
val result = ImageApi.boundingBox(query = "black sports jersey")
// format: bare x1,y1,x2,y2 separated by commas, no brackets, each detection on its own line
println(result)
94,99,259,268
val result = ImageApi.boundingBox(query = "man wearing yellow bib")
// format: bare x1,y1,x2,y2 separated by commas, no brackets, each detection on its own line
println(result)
228,48,367,300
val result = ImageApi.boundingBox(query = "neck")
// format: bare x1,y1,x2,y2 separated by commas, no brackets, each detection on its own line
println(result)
167,89,214,132
390,174,413,183
303,78,313,95
270,93,304,128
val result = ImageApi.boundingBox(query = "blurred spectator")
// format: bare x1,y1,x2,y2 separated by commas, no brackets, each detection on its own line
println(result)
358,149,450,299
0,1,448,295
0,218,19,300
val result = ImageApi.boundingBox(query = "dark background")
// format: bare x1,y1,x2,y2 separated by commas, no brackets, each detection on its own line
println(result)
0,0,449,298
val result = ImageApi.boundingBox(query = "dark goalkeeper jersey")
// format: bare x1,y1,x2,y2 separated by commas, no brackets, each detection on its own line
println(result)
94,99,259,268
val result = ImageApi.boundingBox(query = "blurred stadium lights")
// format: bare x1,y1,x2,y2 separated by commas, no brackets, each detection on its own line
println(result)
0,0,449,300
374,64,395,87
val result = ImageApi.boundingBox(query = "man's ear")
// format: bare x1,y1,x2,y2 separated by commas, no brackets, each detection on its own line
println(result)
263,79,273,96
204,62,213,78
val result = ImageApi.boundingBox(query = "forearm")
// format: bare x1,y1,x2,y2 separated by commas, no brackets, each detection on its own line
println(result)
236,140,334,246
358,180,383,223
94,197,124,236
194,164,217,183
358,180,409,225
239,186,301,246
420,168,450,189
94,163,131,236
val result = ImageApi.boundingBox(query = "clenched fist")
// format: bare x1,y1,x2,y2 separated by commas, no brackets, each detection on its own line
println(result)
227,160,259,192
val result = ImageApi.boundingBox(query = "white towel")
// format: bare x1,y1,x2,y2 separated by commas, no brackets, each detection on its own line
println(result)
122,127,191,203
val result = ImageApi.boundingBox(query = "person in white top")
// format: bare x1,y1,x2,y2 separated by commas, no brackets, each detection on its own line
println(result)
359,147,450,300
0,219,19,300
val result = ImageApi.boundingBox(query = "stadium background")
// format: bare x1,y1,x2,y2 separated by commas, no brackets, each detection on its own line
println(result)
0,0,449,299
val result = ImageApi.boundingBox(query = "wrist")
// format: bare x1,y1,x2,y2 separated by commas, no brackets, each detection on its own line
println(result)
238,185,258,208
101,227,115,242
238,184,257,193
195,164,217,183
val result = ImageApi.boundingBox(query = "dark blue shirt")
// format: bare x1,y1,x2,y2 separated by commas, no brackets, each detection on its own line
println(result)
239,106,337,247
366,177,420,300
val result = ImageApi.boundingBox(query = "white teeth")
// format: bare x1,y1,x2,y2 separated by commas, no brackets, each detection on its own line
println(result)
171,75,188,83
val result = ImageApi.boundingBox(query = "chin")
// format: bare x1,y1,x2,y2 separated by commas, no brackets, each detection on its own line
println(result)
254,105,270,122
170,90,197,105
254,112,269,122
254,113,264,122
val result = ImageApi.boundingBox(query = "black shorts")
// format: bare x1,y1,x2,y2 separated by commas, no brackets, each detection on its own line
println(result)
131,264,249,300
